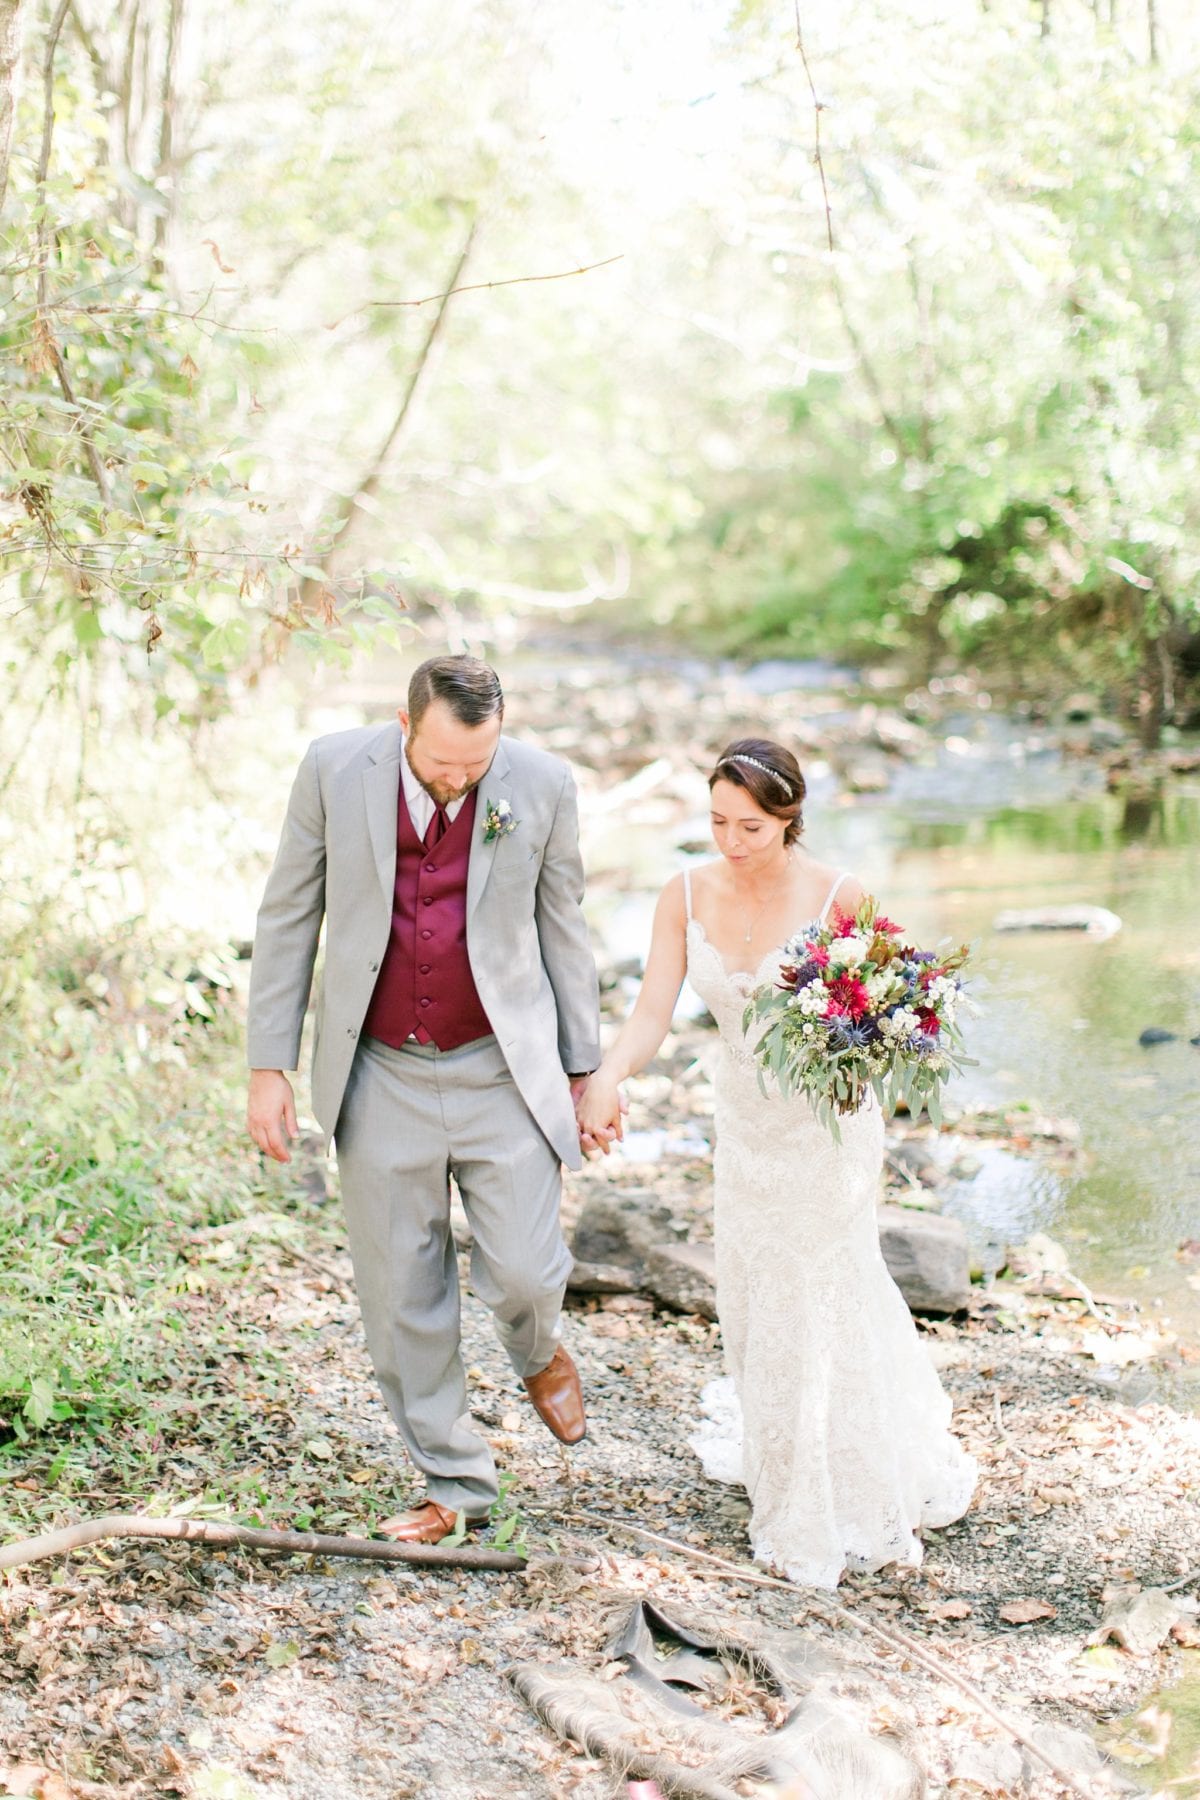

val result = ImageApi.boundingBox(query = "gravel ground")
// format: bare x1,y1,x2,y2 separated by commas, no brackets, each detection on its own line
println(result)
2,1188,1198,1800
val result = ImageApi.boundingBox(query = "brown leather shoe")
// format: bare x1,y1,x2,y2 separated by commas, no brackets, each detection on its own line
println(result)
524,1344,587,1444
376,1501,487,1544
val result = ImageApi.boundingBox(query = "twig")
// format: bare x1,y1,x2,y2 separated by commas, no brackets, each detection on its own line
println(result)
793,3,833,253
306,218,480,600
338,253,624,324
1162,1566,1200,1594
0,1513,530,1574
573,1510,1096,1800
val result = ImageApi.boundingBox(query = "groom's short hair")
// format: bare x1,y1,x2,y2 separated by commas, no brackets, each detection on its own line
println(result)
408,655,504,730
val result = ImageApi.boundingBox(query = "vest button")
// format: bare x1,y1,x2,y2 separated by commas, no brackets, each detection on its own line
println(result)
420,929,433,940
419,964,431,975
425,862,437,873
423,897,433,906
419,998,431,1008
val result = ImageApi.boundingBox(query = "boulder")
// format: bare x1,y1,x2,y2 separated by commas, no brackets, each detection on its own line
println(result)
1139,1026,1177,1046
640,1241,718,1320
993,904,1122,939
571,1189,681,1274
566,1259,643,1296
888,1139,947,1189
878,1205,971,1313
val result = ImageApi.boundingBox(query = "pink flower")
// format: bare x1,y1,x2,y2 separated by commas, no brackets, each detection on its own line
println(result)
810,944,830,968
826,974,870,1019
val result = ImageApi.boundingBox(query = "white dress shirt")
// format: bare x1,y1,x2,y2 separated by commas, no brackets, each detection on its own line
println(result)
400,736,469,840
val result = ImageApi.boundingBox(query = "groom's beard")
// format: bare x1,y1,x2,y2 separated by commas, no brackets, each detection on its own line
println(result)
420,774,480,806
408,757,495,808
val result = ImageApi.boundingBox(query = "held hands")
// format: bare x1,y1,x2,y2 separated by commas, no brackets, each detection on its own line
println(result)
247,1069,298,1163
573,1073,627,1158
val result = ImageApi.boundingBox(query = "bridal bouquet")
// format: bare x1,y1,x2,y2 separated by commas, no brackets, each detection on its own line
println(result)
744,897,972,1139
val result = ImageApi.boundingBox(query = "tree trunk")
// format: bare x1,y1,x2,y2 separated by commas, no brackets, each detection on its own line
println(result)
1135,630,1173,750
0,0,22,214
1147,0,1158,60
152,0,183,266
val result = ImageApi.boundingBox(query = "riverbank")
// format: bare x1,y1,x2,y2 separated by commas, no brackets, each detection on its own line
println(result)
2,1158,1197,1799
3,638,1199,1797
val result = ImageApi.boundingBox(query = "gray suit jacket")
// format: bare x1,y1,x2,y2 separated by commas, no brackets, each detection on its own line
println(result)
247,723,601,1168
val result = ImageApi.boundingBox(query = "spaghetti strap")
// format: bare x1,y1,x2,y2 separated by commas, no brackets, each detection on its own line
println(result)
682,867,693,921
818,870,851,923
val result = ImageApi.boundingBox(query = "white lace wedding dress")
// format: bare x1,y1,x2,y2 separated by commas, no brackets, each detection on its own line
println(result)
683,869,977,1589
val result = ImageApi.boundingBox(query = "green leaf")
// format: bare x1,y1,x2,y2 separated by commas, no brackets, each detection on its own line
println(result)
24,1375,56,1430
73,609,104,648
201,619,252,668
264,1639,300,1668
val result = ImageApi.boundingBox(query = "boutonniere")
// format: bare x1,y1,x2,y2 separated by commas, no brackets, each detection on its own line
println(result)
482,797,518,843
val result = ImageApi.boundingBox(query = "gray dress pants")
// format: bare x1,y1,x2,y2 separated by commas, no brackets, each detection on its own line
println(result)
333,1032,571,1513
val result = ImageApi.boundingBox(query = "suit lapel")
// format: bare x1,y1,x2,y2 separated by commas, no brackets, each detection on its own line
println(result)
467,738,513,919
363,722,403,902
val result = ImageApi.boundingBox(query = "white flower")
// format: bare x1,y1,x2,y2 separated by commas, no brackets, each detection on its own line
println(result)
882,1006,922,1040
830,933,870,966
795,981,828,1017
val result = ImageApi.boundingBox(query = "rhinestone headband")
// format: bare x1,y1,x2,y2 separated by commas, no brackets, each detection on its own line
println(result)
722,754,794,799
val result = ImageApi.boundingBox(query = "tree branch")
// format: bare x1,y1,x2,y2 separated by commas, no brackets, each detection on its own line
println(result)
302,218,479,606
794,2,833,253
337,253,623,326
0,1512,532,1574
830,265,912,462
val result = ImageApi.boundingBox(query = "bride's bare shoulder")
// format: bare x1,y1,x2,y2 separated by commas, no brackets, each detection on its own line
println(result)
795,853,866,914
684,859,728,902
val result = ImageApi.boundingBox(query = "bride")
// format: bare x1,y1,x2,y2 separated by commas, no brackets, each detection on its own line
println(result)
577,736,976,1589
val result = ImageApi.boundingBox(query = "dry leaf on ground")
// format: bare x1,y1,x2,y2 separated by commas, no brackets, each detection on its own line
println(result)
998,1598,1058,1624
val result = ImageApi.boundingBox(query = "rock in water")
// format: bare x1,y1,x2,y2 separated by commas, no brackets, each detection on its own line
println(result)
1139,1026,1177,1046
992,904,1122,940
877,1206,971,1313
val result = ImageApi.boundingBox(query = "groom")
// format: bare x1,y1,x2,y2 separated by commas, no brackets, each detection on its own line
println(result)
245,655,601,1542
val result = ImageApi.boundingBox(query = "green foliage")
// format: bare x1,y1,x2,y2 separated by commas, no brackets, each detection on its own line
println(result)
678,0,1200,735
0,911,372,1537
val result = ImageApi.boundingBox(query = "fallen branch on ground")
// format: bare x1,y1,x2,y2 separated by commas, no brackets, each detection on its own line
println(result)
0,1513,549,1575
574,1510,1097,1800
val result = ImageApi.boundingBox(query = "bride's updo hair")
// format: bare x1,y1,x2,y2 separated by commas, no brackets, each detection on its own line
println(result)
709,738,806,844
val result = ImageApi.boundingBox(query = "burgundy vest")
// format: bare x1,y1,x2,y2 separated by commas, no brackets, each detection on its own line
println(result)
362,782,493,1051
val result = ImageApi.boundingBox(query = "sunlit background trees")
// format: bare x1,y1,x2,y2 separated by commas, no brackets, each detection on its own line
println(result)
3,0,1199,731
